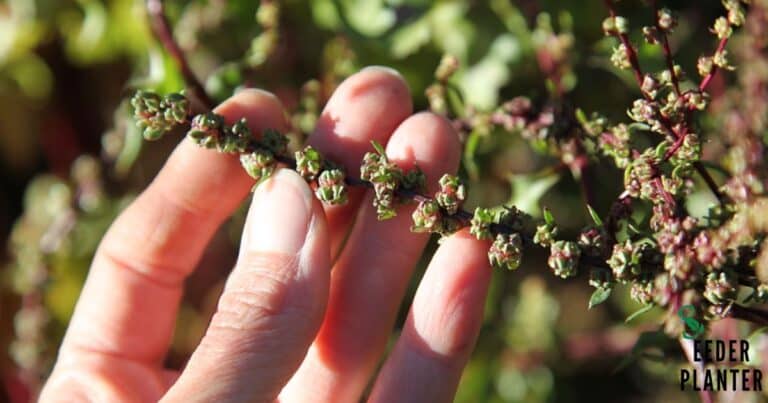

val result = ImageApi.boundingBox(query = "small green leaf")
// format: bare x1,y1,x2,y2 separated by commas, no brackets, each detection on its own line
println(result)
625,304,655,323
588,287,612,309
627,221,643,235
371,140,386,156
575,108,588,126
654,140,670,160
586,205,603,226
543,207,555,225
627,122,651,133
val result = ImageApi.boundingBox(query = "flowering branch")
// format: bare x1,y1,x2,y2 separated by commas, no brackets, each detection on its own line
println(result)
132,0,768,344
602,0,726,204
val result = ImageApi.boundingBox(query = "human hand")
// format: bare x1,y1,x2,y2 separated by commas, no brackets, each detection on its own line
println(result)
40,67,493,403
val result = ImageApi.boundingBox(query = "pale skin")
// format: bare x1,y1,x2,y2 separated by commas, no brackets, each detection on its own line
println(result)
40,66,493,403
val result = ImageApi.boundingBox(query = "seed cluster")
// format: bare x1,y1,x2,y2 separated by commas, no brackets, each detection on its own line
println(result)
129,90,537,273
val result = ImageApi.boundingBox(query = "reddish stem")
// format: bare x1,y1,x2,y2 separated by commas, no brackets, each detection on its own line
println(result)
602,0,725,204
652,0,682,95
604,0,645,87
699,37,730,91
146,0,215,110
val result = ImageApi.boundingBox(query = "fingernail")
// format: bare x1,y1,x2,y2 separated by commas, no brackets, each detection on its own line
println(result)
243,169,313,255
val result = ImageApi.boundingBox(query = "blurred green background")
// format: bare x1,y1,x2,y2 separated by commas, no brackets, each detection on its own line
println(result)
0,0,764,402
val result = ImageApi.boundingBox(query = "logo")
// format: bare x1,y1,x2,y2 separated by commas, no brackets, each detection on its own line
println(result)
678,304,705,339
677,305,764,392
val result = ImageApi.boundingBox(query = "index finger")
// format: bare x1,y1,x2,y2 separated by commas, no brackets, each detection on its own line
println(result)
57,89,288,366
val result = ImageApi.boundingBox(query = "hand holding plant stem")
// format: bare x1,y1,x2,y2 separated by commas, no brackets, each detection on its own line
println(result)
41,65,501,402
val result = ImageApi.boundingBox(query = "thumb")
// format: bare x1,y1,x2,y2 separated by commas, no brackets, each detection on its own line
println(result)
163,169,330,403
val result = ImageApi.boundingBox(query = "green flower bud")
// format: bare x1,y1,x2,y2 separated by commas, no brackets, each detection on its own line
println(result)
221,118,252,153
684,90,709,111
611,44,632,70
548,240,581,279
363,147,404,220
726,1,745,26
703,271,737,305
628,98,657,124
188,112,225,147
489,233,523,271
435,174,466,215
602,16,628,35
697,56,714,77
642,26,659,44
534,222,559,247
240,149,275,183
164,93,190,124
372,181,397,220
711,16,732,40
671,133,701,166
641,74,659,99
713,49,734,70
657,8,677,32
411,200,442,233
316,169,348,205
578,226,609,256
295,145,323,181
608,240,640,283
132,90,161,114
131,90,191,141
360,151,384,182
631,280,655,305
470,207,495,240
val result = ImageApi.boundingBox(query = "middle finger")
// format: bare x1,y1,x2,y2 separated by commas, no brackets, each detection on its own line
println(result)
280,111,461,402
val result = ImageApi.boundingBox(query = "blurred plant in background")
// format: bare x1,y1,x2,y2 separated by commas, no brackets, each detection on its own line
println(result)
1,1,767,402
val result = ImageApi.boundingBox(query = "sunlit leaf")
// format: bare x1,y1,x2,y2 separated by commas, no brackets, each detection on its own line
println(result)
588,287,611,309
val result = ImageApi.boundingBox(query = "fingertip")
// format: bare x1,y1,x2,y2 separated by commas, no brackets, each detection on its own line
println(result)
215,88,289,132
412,228,492,357
311,66,412,171
385,111,462,191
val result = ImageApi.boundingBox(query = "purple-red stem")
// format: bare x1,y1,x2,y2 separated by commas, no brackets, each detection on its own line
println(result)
699,37,730,91
146,0,215,110
652,0,682,95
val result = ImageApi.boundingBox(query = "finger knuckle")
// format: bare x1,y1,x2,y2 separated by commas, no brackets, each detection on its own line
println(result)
204,252,315,343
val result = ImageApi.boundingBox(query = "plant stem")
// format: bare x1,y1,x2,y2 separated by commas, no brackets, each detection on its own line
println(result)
700,37,730,91
651,0,682,95
146,0,215,110
603,0,644,87
602,0,725,204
